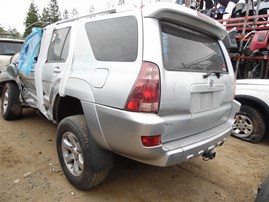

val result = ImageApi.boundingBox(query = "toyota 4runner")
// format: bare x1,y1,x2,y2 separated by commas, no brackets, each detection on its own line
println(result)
0,3,240,190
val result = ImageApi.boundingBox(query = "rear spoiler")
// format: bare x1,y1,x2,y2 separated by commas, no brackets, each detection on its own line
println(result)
142,3,227,40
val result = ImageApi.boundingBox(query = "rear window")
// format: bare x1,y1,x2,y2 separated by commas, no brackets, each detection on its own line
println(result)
0,41,23,55
161,22,228,72
85,16,138,62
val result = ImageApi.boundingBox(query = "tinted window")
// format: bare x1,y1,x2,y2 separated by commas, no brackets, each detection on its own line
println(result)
61,30,71,62
47,27,71,62
0,41,23,55
161,22,228,72
85,16,138,62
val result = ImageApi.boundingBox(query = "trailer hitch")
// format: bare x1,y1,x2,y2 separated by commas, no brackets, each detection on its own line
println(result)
202,150,216,161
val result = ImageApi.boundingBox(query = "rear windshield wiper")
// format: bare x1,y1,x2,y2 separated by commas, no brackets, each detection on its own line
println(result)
203,70,223,79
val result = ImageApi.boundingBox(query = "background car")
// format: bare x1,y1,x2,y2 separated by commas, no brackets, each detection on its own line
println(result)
0,38,23,70
232,79,269,143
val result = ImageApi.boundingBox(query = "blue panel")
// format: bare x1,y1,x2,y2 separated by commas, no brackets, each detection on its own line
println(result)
18,28,43,74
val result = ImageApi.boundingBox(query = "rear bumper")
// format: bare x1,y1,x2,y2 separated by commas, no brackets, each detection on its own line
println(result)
163,122,231,166
89,100,240,167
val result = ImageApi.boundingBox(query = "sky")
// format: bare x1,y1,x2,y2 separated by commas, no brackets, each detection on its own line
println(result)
0,0,141,35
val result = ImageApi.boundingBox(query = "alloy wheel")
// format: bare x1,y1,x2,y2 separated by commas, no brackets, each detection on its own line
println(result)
232,114,254,138
61,132,84,176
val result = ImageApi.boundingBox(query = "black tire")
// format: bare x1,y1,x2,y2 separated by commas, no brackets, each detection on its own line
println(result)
1,82,22,120
56,115,111,190
232,105,266,143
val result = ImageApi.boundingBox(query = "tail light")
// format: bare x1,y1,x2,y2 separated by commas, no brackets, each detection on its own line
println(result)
125,62,160,113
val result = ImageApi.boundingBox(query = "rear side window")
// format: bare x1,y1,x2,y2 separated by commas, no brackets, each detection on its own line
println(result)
161,22,228,72
47,27,71,63
85,16,138,62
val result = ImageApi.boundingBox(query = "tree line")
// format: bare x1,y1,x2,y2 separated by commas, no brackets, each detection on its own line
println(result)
0,0,82,39
23,0,128,38
0,26,21,39
1,0,128,39
24,0,61,38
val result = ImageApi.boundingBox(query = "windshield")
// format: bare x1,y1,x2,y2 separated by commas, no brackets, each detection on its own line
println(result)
0,41,23,55
161,22,228,73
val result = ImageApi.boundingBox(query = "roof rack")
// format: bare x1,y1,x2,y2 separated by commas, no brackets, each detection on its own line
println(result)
57,8,117,25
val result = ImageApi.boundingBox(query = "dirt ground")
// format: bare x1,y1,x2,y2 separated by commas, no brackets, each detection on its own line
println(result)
0,109,268,202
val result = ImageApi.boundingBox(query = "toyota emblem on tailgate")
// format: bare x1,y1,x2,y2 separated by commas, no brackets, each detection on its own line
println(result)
208,79,215,88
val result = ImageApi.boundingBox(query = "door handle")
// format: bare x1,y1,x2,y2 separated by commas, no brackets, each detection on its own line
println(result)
53,66,61,73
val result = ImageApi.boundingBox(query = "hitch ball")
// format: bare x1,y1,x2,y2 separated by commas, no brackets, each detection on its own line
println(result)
202,150,216,161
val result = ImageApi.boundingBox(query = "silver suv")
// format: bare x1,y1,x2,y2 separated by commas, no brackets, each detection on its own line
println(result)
0,3,240,190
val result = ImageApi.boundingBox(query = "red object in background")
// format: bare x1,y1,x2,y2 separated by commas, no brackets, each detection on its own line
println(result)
249,31,269,52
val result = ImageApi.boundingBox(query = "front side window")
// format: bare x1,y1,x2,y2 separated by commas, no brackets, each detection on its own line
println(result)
47,27,71,62
161,22,228,73
85,16,138,62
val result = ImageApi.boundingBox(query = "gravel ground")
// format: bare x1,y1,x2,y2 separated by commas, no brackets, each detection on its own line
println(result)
0,109,268,202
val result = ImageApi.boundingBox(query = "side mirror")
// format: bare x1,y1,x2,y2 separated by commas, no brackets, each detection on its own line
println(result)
6,63,19,79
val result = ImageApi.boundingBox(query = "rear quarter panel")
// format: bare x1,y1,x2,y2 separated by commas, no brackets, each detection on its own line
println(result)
69,10,144,109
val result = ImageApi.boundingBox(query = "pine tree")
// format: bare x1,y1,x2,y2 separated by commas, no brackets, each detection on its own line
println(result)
42,0,61,25
89,4,95,13
41,7,50,23
48,0,61,24
23,1,40,38
62,9,69,20
70,8,78,18
118,0,125,5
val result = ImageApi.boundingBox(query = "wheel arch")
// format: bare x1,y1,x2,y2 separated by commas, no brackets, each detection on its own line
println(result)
53,94,83,123
0,80,18,95
53,77,111,150
53,77,95,123
235,95,269,132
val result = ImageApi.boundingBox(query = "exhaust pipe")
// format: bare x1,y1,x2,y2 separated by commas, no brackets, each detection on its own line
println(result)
202,150,216,161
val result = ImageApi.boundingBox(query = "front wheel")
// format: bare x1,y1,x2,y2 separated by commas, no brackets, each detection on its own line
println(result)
1,82,22,120
56,115,111,190
232,105,266,143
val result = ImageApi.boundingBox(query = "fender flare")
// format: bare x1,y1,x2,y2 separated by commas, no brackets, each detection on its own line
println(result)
235,94,269,124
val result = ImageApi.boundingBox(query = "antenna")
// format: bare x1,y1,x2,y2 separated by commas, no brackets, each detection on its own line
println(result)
25,21,47,30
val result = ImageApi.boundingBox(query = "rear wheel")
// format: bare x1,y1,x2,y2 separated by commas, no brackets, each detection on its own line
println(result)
1,83,22,120
232,105,266,143
56,115,110,190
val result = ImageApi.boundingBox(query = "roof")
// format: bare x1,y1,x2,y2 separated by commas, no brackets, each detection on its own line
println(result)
50,2,227,40
0,38,24,43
